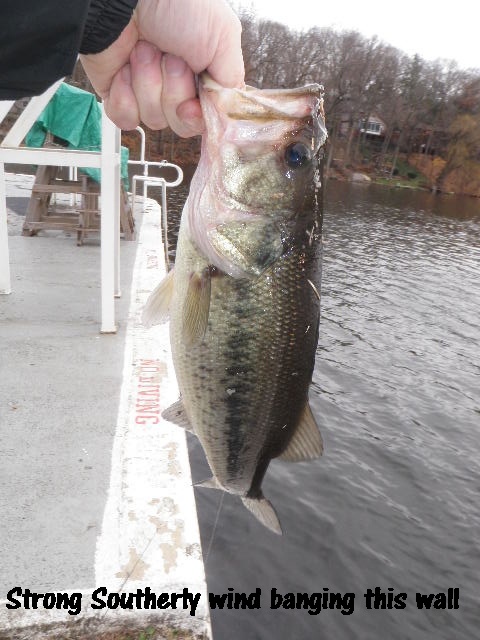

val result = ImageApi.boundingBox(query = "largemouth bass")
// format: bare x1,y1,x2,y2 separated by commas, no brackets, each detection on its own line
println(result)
144,75,327,534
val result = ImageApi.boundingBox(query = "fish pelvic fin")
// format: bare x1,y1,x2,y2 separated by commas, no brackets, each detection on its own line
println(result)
278,402,323,462
182,267,211,346
242,495,282,535
142,269,175,328
162,399,194,433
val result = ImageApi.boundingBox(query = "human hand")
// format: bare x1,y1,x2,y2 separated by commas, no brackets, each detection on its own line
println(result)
80,0,244,135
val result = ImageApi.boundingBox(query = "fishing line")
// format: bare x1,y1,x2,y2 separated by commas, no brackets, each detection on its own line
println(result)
98,530,157,620
98,474,213,618
204,491,225,565
192,474,216,488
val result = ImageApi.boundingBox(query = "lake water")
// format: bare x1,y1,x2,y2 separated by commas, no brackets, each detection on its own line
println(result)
162,180,480,640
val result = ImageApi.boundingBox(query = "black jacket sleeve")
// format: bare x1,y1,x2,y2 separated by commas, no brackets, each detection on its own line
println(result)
0,0,138,100
80,0,138,54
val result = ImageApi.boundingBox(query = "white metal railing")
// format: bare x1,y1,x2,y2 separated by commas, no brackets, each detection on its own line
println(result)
0,86,121,333
128,127,183,268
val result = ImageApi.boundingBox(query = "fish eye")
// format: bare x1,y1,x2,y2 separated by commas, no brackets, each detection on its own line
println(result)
284,142,311,169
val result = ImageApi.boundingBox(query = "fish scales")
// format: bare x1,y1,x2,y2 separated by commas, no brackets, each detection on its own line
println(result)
171,230,320,483
143,74,328,534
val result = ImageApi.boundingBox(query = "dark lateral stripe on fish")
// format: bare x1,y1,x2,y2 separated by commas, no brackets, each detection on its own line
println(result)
217,315,256,479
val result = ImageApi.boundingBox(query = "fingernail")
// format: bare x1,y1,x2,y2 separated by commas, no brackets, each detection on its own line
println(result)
165,55,187,77
136,40,156,64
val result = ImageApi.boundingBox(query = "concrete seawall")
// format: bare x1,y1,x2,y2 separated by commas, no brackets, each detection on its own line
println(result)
0,176,211,639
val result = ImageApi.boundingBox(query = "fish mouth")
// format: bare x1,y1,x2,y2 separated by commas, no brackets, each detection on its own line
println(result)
199,73,327,159
200,73,325,123
188,74,327,278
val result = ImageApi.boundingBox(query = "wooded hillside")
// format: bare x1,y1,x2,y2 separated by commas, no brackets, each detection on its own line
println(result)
72,11,480,196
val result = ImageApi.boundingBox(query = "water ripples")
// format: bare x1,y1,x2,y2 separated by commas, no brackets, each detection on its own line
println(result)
161,180,479,640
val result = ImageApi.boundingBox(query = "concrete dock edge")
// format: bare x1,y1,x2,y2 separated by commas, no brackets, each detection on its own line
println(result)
0,197,211,639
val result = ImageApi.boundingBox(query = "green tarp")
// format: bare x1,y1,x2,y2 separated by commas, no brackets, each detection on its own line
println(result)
25,82,129,187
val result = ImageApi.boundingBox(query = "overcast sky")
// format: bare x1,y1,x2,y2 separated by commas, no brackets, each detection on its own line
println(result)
235,0,480,70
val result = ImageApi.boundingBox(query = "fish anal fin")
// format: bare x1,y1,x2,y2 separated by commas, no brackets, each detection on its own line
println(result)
142,269,175,328
242,495,282,535
182,268,211,346
161,399,194,433
278,402,323,462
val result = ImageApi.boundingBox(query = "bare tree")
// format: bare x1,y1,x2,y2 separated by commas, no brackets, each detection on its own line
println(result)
238,11,480,190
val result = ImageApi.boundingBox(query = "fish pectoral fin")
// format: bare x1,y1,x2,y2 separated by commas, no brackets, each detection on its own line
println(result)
194,476,222,490
278,402,323,462
242,495,282,535
161,399,194,433
182,268,211,346
142,268,175,328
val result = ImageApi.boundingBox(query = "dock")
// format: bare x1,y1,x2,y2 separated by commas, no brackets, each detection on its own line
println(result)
0,174,211,639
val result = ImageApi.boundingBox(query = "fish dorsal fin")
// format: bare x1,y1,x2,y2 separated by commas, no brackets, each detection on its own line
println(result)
182,268,211,346
162,399,194,433
278,402,323,462
242,495,282,535
142,269,175,328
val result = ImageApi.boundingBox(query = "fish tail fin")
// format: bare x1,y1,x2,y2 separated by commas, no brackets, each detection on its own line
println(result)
241,495,282,535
